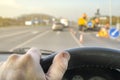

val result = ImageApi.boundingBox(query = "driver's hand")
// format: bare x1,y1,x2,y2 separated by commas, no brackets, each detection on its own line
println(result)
0,48,70,80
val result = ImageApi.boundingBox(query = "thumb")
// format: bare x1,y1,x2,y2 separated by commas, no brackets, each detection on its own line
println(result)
46,51,70,80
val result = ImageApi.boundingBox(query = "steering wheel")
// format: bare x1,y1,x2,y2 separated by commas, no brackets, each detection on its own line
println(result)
41,47,120,80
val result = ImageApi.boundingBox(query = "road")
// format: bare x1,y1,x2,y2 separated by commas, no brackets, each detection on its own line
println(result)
0,26,119,52
82,32,120,49
72,27,120,49
0,26,120,61
0,26,79,51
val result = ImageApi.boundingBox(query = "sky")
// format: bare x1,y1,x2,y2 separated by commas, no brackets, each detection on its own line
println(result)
0,0,119,21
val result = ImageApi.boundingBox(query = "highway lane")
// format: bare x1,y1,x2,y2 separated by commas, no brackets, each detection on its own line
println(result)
70,27,120,50
0,26,51,51
83,32,120,49
19,30,79,51
0,26,120,61
0,26,119,52
0,26,50,37
0,26,120,51
0,26,79,51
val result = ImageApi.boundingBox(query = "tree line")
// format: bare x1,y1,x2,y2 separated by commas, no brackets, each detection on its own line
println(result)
0,14,55,27
99,16,120,25
0,14,119,27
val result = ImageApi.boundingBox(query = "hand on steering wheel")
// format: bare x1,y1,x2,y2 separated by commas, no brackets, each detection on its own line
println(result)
0,48,70,80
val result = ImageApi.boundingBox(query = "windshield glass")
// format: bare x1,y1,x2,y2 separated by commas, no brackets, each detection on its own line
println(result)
1,1,120,80
0,0,119,52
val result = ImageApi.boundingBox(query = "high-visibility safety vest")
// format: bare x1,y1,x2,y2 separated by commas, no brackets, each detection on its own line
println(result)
78,18,87,26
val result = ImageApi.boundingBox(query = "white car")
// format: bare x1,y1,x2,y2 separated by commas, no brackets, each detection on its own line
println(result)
52,22,64,31
60,18,69,27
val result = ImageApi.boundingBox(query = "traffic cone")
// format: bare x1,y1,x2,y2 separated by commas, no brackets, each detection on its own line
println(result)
69,28,72,32
74,31,76,35
79,34,83,43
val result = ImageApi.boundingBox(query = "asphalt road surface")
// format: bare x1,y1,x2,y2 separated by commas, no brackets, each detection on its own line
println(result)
0,26,79,51
0,26,119,52
0,26,120,61
72,27,120,50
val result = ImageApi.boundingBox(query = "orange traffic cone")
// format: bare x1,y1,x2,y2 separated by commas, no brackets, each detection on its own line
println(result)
79,34,83,43
74,31,76,35
69,28,72,32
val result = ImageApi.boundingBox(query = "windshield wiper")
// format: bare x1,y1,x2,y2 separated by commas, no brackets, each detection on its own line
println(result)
12,47,55,55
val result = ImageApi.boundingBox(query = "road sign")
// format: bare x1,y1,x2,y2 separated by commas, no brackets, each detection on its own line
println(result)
87,22,93,28
109,27,120,39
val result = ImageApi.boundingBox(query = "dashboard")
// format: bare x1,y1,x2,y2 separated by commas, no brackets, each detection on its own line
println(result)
0,47,120,80
63,67,120,80
41,47,120,80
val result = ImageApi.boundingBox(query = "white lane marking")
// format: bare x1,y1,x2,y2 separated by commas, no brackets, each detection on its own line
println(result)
31,31,39,34
9,31,50,51
70,32,83,47
0,30,30,38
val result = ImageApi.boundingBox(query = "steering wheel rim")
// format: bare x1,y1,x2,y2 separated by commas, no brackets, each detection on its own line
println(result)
41,47,120,73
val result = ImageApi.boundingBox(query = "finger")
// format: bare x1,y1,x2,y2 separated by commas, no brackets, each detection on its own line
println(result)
0,54,20,80
1,54,20,68
46,51,70,80
0,48,46,80
16,48,46,80
26,47,41,64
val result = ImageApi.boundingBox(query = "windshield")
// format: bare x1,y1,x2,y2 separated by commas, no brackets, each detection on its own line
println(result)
0,1,120,80
0,0,119,52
